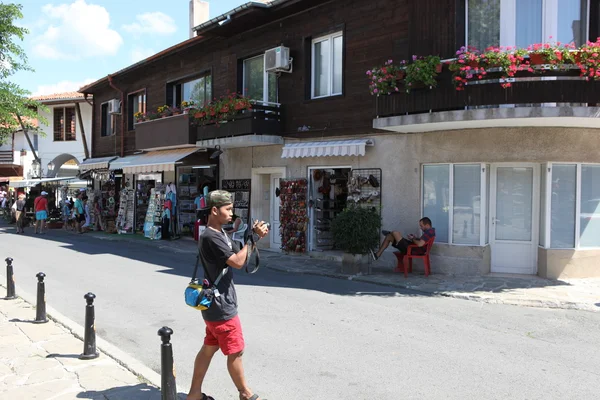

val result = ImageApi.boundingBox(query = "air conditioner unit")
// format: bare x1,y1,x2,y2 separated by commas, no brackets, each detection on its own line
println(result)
265,46,292,73
108,99,121,114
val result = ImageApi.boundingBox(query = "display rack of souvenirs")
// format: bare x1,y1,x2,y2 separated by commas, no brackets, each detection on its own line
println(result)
347,168,382,214
116,188,135,234
310,169,350,251
101,181,118,233
221,179,251,224
144,186,165,240
279,178,308,253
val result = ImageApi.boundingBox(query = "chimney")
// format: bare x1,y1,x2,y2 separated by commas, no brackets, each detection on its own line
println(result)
189,0,209,39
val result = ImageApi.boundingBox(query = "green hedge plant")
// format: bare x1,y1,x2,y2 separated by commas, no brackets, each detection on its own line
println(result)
331,205,381,255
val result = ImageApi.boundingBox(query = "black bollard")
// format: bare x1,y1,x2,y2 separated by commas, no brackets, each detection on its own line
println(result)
33,272,48,323
79,292,99,360
158,326,177,400
5,257,16,300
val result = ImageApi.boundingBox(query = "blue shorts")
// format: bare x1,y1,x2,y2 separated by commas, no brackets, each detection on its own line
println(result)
36,211,48,220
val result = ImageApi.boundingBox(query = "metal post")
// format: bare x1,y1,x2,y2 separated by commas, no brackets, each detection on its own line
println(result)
158,326,177,400
79,292,99,360
5,257,16,300
33,272,48,323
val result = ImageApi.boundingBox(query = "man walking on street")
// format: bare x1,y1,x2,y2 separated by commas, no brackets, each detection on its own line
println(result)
187,190,268,400
34,191,49,234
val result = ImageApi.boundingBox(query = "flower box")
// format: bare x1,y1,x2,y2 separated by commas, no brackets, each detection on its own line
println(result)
529,53,548,65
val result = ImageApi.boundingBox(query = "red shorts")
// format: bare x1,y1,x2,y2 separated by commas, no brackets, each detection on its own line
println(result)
204,315,245,355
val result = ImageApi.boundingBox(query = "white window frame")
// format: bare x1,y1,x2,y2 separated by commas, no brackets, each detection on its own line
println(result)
311,31,343,99
543,162,600,250
465,0,589,48
421,163,488,246
242,54,277,104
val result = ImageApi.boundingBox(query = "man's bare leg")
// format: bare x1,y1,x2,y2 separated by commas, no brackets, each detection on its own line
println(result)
227,351,258,400
375,231,403,259
187,345,219,400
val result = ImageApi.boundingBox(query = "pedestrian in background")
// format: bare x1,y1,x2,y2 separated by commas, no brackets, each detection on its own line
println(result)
15,193,26,234
34,191,49,234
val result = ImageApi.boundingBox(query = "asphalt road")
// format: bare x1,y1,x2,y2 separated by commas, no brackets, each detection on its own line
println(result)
1,226,599,400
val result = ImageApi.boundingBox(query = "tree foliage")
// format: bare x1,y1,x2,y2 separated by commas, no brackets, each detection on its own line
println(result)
0,3,47,146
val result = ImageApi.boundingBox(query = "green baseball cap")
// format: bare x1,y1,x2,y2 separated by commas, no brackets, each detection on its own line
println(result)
205,190,233,209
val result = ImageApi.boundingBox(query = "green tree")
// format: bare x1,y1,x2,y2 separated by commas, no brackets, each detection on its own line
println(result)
0,3,46,157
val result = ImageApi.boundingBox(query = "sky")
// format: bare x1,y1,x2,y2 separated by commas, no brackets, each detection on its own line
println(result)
12,0,251,96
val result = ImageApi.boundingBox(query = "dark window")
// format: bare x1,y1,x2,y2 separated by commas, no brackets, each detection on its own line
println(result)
101,103,113,137
167,73,212,109
128,91,146,131
53,107,76,141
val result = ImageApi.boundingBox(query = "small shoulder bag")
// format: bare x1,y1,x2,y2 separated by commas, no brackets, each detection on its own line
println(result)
184,251,228,311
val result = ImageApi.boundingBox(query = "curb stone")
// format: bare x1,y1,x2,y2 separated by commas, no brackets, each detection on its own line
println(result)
0,274,188,399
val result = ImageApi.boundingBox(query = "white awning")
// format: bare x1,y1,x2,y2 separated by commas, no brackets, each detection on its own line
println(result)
80,156,118,172
10,176,79,188
281,139,374,159
109,148,200,174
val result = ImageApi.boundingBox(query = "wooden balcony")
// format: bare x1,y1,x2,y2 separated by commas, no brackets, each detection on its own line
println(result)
197,104,282,142
134,114,195,151
374,67,600,132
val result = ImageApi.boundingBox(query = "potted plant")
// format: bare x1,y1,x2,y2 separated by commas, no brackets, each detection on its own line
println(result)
575,38,600,80
331,205,381,274
190,93,253,126
134,111,146,123
366,59,406,95
404,55,442,92
157,105,172,118
449,47,485,90
480,46,530,88
528,42,575,67
180,100,195,113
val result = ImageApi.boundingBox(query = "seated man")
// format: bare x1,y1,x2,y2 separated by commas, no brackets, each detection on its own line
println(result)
370,217,435,261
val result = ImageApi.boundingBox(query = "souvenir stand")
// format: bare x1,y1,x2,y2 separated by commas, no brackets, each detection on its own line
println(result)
348,168,382,214
101,179,119,233
116,187,135,234
309,169,350,251
278,178,308,253
144,185,166,240
221,179,251,224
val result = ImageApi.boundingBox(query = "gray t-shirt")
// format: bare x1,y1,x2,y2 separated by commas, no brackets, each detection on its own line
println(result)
199,227,239,322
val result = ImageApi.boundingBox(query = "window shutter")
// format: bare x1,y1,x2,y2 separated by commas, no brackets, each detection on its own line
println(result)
65,107,76,140
53,108,64,141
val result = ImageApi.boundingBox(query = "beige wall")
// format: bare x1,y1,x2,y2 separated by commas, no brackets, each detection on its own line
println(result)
538,248,600,279
219,126,600,275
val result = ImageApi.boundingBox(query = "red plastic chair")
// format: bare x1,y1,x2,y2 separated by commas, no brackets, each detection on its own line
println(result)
403,236,436,278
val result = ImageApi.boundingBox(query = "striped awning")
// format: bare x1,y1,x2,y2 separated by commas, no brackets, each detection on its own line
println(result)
79,156,118,172
109,148,200,174
281,139,374,159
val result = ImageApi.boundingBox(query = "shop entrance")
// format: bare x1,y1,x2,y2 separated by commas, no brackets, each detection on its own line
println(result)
251,167,287,251
308,166,351,252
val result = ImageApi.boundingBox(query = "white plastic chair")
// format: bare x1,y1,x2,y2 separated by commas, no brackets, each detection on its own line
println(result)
231,223,248,247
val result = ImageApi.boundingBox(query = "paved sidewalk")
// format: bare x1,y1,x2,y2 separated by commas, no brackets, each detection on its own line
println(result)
88,230,600,312
0,297,164,400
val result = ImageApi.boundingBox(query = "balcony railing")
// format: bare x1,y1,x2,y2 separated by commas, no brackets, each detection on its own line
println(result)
197,103,282,142
375,68,600,119
0,150,14,164
134,114,196,151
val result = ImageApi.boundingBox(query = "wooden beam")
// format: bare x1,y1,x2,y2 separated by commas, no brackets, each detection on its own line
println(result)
75,102,90,159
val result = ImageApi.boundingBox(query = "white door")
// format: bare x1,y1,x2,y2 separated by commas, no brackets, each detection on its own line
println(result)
490,164,539,274
270,174,282,249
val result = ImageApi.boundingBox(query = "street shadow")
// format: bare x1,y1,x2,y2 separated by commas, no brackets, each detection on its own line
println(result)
75,383,187,399
9,318,42,324
595,303,600,307
46,353,83,359
0,222,577,299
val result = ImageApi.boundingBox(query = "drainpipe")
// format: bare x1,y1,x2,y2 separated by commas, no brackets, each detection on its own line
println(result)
107,75,125,158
